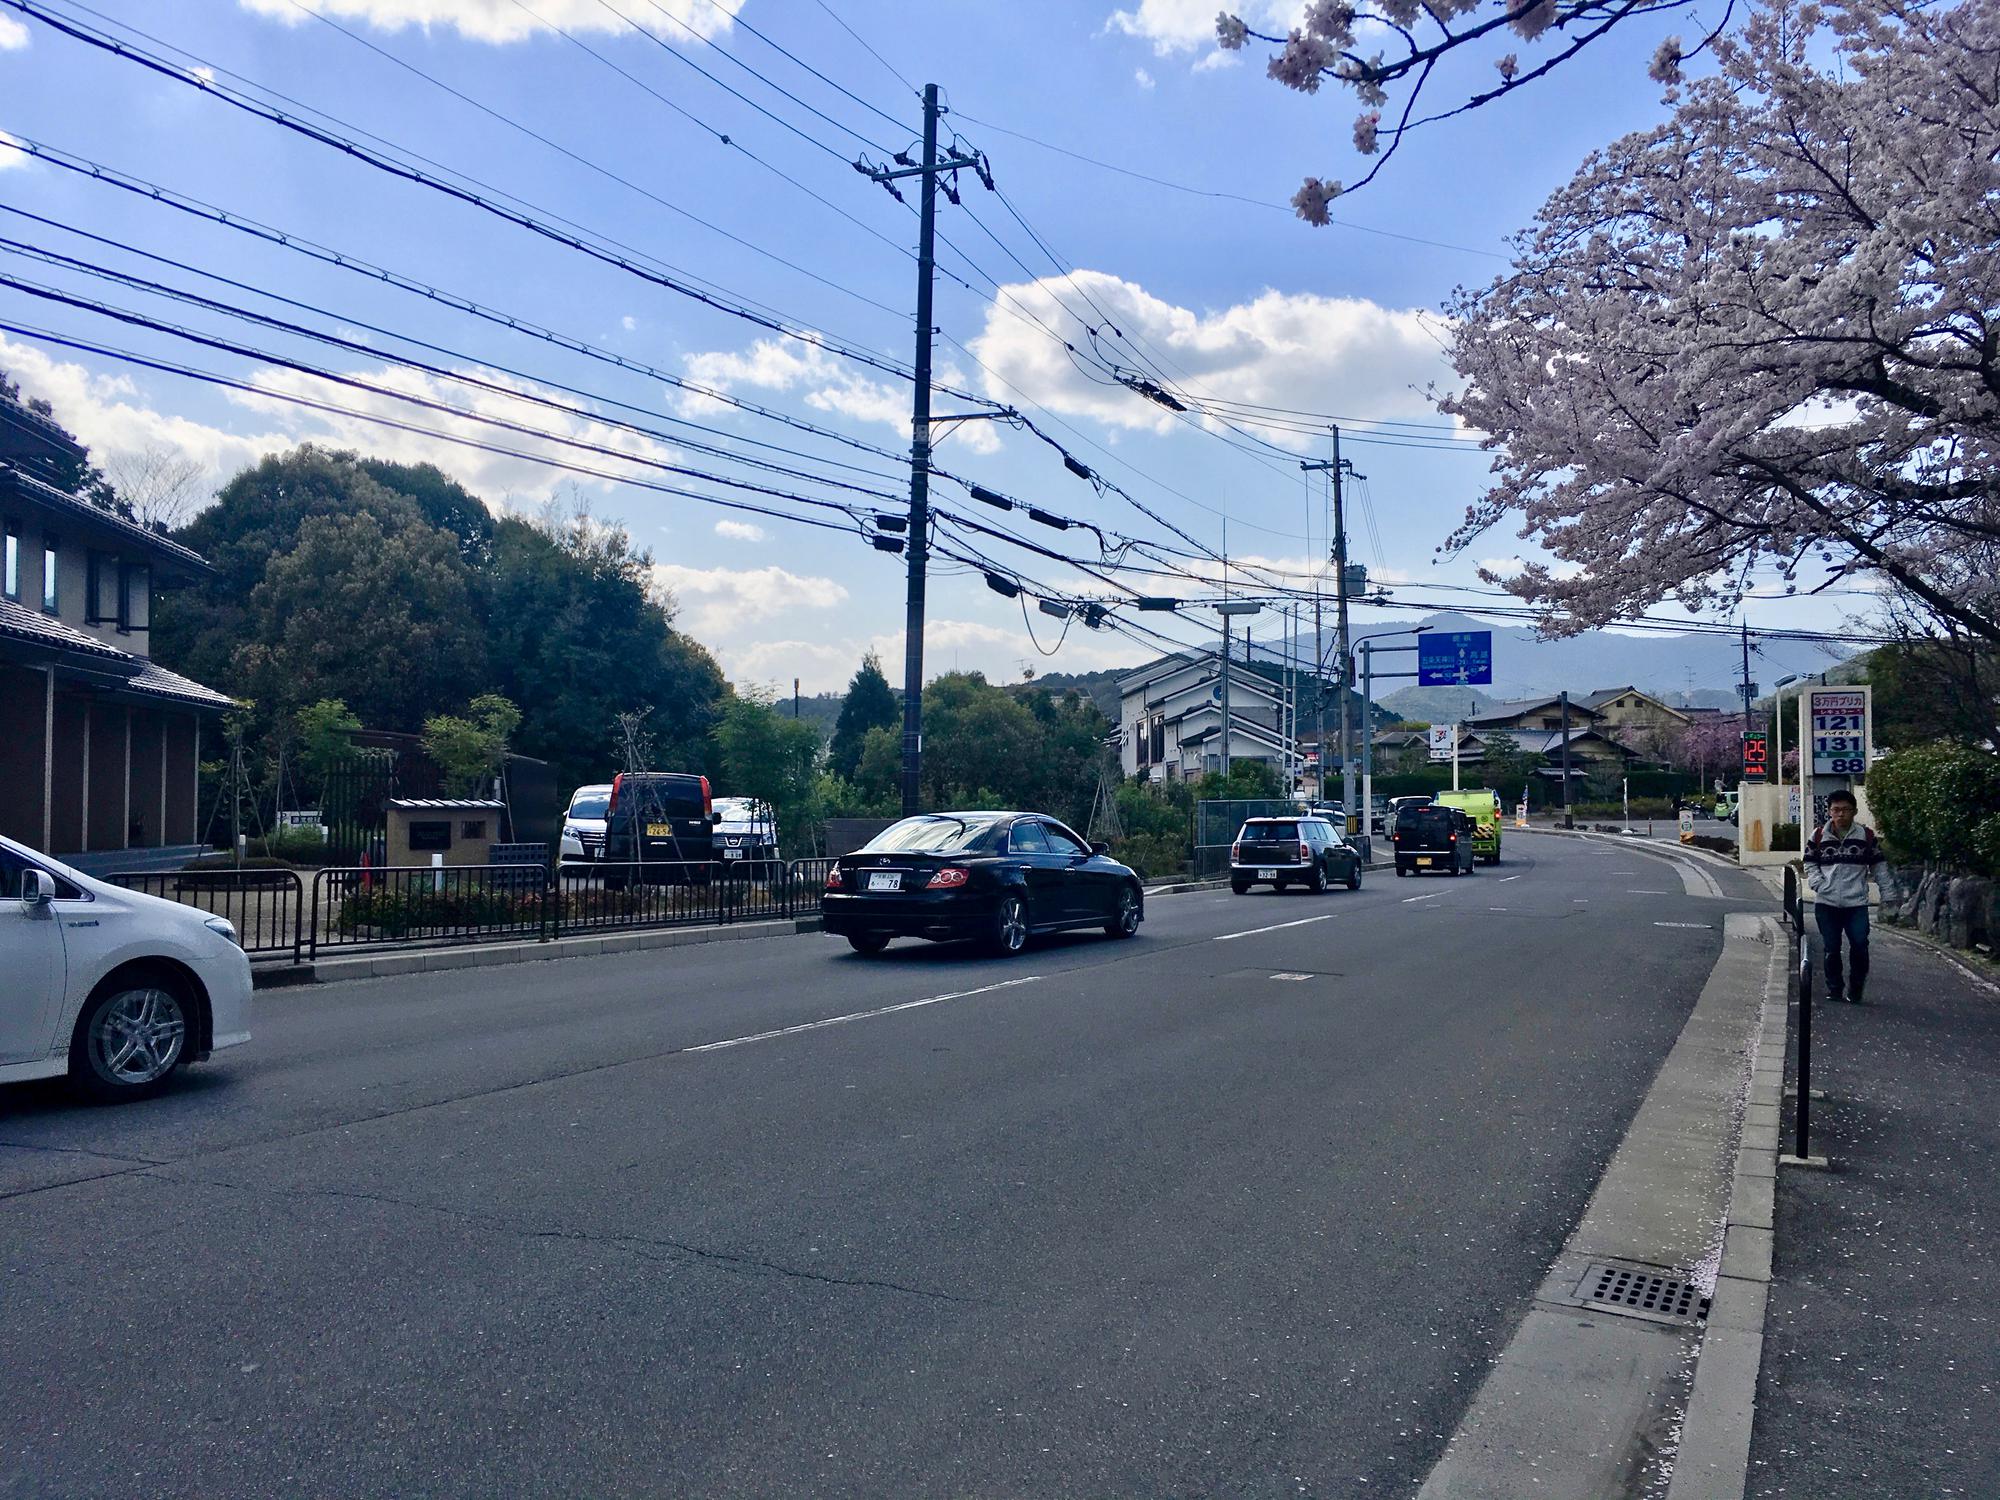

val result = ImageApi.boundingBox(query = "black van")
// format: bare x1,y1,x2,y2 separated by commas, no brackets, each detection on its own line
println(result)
1392,804,1477,877
602,772,717,884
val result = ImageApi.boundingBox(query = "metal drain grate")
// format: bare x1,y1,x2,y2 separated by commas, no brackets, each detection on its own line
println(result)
1585,1264,1707,1321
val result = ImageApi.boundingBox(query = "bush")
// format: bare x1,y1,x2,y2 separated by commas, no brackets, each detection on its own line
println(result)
1867,743,2000,873
1771,821,1801,851
336,882,542,937
1569,798,1677,819
1690,834,1737,855
1113,831,1188,880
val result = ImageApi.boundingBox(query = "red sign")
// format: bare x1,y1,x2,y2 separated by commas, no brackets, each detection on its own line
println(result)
1741,730,1770,783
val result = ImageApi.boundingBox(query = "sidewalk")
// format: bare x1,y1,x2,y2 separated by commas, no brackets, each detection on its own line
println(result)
1746,930,2000,1497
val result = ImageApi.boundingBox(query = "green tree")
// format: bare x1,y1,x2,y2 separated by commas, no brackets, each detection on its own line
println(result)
1477,731,1539,805
852,725,902,808
294,698,363,787
231,510,487,732
710,689,822,849
829,652,899,780
422,694,522,797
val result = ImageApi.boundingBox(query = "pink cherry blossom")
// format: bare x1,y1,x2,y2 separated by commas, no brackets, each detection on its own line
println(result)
1215,11,1248,49
1292,176,1344,225
1649,36,1683,83
1440,0,2000,645
1352,110,1381,154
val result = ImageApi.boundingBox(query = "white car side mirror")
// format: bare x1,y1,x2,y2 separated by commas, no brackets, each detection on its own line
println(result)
20,868,55,907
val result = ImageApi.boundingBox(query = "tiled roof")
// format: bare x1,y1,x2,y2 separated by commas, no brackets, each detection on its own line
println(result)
0,393,85,459
0,465,212,576
0,596,130,659
125,659,233,710
0,598,230,709
389,798,507,811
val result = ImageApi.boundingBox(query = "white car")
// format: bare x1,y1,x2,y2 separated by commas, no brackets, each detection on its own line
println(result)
561,783,613,863
713,796,779,864
0,835,252,1100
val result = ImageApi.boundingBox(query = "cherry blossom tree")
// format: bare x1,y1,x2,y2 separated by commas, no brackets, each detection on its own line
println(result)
1440,0,2000,645
1216,0,1728,215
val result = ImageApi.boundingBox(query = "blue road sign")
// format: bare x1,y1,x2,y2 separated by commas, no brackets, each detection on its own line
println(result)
1418,631,1494,687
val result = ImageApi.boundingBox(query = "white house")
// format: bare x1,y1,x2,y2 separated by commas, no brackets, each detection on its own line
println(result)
1118,651,1298,782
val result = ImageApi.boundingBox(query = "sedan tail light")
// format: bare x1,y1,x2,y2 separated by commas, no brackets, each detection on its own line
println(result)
825,866,844,889
927,867,970,890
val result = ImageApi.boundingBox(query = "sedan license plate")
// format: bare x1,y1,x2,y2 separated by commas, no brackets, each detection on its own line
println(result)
646,823,671,838
866,872,900,891
1417,856,1434,866
1257,868,1278,880
723,848,743,859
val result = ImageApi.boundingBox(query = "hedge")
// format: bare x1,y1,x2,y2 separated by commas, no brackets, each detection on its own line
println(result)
1867,742,2000,875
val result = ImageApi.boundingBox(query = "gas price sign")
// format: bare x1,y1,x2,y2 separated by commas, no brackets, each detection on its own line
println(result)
1808,689,1869,777
1741,730,1770,783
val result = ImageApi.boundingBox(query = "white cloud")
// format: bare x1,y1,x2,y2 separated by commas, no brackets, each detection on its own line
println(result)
969,271,1454,452
229,359,676,502
0,333,288,486
651,562,848,637
1134,67,1156,89
724,616,1139,695
678,339,1002,456
714,519,765,543
621,314,637,332
192,64,214,83
1106,1,1298,55
0,131,31,172
236,0,740,45
0,14,29,49
1476,556,1526,579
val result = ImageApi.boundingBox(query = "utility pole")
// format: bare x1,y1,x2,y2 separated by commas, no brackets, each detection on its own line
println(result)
1220,613,1233,779
1560,690,1574,830
865,86,982,817
1303,428,1356,828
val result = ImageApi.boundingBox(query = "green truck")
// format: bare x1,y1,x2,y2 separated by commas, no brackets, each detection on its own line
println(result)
1436,788,1503,865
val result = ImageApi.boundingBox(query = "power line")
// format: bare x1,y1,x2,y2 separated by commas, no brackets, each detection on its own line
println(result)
810,0,919,98
0,144,927,470
680,0,911,135
5,0,958,389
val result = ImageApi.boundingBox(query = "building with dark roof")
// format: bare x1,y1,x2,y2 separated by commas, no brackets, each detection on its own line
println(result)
1,392,229,868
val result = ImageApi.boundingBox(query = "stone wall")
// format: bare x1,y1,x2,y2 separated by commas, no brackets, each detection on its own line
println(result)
1882,863,1998,954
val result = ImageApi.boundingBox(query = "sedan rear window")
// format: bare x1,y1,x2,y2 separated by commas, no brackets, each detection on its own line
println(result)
861,816,1001,854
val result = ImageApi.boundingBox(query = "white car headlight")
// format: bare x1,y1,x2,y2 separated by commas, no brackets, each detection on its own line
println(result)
204,915,240,946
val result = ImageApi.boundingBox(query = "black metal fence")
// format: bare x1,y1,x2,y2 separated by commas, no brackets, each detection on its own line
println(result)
107,858,835,964
107,869,307,964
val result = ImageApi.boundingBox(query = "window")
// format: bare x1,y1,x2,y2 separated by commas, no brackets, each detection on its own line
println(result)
0,847,86,900
119,562,150,632
86,552,112,624
1007,820,1049,853
1041,822,1088,857
459,820,487,840
3,524,16,600
41,537,58,613
860,815,1002,854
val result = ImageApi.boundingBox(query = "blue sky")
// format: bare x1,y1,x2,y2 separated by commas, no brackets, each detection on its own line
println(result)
0,0,1857,692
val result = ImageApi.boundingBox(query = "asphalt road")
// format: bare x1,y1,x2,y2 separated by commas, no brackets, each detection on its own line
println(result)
1,834,1768,1499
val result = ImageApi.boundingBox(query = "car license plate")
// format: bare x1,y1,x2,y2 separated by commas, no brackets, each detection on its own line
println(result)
723,848,743,859
646,823,671,838
866,872,900,891
1257,868,1277,879
1418,857,1433,866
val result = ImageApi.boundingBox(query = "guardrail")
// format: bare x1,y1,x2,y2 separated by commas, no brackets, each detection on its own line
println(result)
107,868,306,964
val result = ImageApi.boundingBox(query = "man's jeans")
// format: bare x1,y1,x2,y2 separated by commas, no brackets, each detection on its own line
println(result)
1814,901,1870,998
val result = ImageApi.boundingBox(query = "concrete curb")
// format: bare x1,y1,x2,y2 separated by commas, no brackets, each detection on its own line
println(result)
1662,918,1789,1500
1416,913,1780,1500
251,915,824,989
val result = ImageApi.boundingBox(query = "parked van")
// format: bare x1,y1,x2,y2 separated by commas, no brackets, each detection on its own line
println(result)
1436,788,1503,865
560,783,613,863
602,772,717,884
1,835,252,1100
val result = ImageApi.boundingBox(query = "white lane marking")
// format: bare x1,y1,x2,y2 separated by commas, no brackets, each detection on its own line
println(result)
1498,875,1522,883
1270,972,1314,982
1213,914,1339,942
1403,893,1443,904
1488,907,1510,912
683,977,1042,1054
1627,889,1672,895
1573,899,1590,904
1654,921,1712,929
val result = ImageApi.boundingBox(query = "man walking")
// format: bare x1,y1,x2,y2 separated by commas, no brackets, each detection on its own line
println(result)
1803,788,1886,1002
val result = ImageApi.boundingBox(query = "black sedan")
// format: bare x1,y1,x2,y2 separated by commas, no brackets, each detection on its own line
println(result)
821,812,1145,956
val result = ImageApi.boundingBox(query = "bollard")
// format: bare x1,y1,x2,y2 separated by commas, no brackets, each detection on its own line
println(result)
1784,863,1816,1163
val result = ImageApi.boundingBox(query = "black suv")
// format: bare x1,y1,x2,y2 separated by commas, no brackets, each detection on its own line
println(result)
602,772,717,885
1392,805,1477,877
1230,816,1363,894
